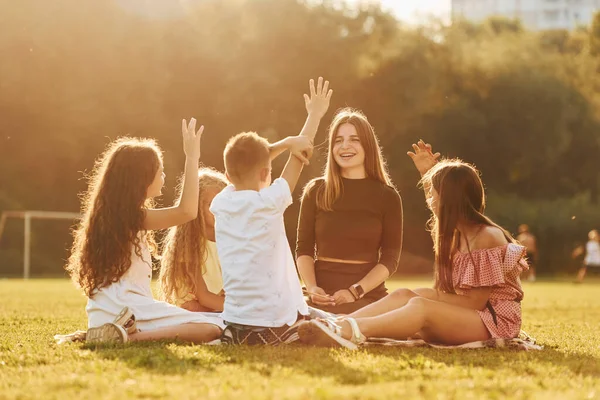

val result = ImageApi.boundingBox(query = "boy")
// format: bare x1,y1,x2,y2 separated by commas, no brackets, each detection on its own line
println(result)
210,77,333,345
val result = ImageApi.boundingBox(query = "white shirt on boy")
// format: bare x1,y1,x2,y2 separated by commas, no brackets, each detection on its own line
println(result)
210,177,309,327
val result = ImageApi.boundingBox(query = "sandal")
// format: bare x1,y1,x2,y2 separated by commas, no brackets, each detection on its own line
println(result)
297,317,366,350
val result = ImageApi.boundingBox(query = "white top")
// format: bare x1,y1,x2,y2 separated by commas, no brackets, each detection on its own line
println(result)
87,240,224,331
210,178,309,327
585,240,600,265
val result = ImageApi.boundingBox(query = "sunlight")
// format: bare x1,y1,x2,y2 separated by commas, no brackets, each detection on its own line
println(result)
114,0,202,20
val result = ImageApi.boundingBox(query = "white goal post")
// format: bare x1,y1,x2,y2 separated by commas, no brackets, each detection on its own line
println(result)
0,211,81,279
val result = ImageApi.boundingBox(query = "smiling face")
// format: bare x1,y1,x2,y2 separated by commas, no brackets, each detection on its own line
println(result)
332,123,366,176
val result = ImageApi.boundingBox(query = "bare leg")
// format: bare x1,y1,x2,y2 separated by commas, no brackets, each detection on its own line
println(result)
575,266,587,283
348,288,437,319
340,297,490,345
129,323,221,344
181,300,214,312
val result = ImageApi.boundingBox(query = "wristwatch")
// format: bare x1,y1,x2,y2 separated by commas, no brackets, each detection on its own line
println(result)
349,284,365,300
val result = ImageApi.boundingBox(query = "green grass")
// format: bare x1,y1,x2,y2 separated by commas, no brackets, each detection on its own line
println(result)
0,279,599,400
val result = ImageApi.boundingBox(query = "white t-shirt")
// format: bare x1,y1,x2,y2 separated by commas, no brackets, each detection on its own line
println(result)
584,240,600,266
210,178,309,327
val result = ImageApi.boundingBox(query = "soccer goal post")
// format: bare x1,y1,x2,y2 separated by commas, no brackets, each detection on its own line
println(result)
0,211,81,279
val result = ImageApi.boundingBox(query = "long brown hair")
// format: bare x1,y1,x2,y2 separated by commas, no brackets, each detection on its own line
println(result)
304,108,393,211
66,137,162,297
158,168,227,304
421,159,517,294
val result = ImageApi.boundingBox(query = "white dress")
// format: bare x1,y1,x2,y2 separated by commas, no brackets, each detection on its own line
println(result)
86,241,225,331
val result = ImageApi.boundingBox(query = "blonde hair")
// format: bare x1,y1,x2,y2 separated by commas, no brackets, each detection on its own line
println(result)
66,137,162,297
158,168,228,304
303,108,393,211
224,132,270,184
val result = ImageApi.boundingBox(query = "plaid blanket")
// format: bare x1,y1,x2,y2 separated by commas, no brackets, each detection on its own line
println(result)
55,329,542,350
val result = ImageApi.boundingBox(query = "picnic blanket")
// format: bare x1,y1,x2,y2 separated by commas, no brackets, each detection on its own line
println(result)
54,329,542,350
361,331,542,351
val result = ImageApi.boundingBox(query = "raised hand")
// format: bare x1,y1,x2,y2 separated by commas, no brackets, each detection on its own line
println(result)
304,77,333,119
181,118,204,160
407,140,441,176
287,135,314,165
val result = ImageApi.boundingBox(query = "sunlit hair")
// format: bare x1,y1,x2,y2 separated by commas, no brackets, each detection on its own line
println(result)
590,229,599,241
66,137,162,297
224,132,270,184
303,108,393,211
158,168,227,304
421,159,517,294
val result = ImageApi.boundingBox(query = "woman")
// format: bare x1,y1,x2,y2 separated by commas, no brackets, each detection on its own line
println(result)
296,108,403,314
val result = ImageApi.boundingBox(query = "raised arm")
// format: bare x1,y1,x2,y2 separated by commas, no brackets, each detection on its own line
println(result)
280,77,333,193
269,137,311,165
143,118,204,231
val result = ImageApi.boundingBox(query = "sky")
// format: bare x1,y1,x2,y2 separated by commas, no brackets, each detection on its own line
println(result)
112,1,453,23
354,0,452,22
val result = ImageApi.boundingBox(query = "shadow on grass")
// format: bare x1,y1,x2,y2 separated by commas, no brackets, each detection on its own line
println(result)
88,341,374,384
88,339,599,383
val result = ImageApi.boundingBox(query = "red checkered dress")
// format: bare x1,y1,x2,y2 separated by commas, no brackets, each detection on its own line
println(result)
453,243,528,338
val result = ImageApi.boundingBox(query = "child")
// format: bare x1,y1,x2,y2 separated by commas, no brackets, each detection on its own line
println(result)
298,140,529,349
66,118,225,344
575,229,600,283
210,77,333,345
516,224,538,282
159,168,228,311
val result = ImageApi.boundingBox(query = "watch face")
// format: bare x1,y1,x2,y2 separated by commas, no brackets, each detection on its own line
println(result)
354,284,364,297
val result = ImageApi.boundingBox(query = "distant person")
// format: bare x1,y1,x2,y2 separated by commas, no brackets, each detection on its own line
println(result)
575,229,600,283
516,224,538,282
66,119,225,344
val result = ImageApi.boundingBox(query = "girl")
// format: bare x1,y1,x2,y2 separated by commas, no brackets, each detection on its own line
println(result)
66,118,225,344
575,229,600,283
159,168,228,311
298,140,529,349
296,108,403,314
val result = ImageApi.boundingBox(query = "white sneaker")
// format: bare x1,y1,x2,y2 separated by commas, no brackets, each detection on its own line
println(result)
87,323,128,344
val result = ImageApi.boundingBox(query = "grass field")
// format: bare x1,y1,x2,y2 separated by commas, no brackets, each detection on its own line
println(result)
0,278,598,400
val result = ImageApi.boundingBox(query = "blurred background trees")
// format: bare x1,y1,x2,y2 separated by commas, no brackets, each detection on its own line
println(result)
1,0,599,277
